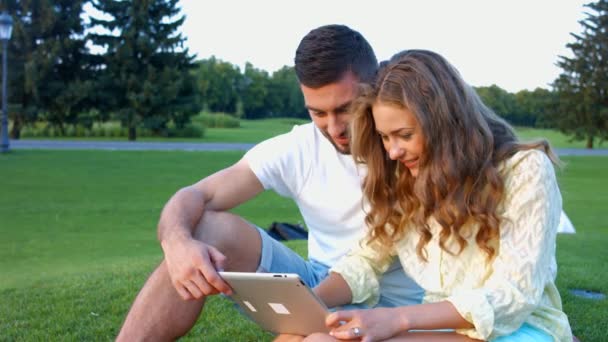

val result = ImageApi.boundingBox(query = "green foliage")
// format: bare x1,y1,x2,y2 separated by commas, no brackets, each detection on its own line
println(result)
514,88,559,128
195,60,306,119
19,121,204,139
4,0,93,139
0,151,606,340
553,0,608,148
265,66,307,118
241,62,271,119
193,112,241,128
195,57,242,114
475,85,561,128
88,0,200,141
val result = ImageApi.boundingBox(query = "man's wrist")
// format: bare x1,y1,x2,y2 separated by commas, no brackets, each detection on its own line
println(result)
160,228,191,252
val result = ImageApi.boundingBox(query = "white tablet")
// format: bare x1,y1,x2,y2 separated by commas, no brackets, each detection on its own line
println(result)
219,271,330,335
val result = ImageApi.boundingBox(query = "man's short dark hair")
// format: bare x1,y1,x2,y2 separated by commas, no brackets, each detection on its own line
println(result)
294,24,377,88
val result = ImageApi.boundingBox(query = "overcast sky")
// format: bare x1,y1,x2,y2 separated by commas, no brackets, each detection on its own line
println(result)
176,0,589,93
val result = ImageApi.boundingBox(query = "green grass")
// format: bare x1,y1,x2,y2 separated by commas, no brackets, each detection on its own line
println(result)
0,151,606,341
19,117,606,150
516,127,605,149
18,117,311,144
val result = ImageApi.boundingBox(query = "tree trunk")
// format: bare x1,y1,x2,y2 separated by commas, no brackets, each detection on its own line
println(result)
128,126,136,141
58,123,66,136
586,136,594,149
10,115,21,140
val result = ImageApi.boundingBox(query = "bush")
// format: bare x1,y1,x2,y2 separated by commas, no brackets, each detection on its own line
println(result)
193,112,240,128
167,124,205,138
19,120,204,139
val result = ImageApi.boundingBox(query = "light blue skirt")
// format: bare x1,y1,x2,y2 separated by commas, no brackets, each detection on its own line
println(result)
492,323,553,342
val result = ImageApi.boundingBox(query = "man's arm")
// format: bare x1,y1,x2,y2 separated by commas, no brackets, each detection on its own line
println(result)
157,157,264,300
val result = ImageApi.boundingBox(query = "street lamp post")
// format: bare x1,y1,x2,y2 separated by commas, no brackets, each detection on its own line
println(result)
0,12,13,153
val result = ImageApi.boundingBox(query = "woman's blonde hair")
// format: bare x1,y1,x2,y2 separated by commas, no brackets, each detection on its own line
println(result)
351,50,559,261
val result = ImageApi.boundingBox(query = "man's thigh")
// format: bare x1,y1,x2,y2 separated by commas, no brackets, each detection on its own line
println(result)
334,259,424,311
257,226,423,308
376,258,424,307
256,226,328,287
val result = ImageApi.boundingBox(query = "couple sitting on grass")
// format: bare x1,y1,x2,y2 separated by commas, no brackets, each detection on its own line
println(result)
118,25,572,342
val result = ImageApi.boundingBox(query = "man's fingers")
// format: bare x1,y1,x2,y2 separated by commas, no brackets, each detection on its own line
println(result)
175,284,193,301
183,280,203,299
200,247,232,294
191,270,219,296
207,245,227,271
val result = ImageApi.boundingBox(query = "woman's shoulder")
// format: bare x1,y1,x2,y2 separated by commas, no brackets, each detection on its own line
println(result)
499,148,553,176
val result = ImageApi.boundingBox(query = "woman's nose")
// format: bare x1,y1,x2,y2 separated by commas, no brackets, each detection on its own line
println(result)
388,142,404,160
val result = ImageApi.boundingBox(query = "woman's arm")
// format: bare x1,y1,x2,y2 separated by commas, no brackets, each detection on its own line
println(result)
314,272,353,308
325,301,473,341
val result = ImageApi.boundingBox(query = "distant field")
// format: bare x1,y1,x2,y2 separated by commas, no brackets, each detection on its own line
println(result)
19,117,606,150
515,127,596,149
0,150,606,340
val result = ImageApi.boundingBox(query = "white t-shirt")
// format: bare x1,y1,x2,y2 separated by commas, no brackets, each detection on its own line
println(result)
244,123,367,266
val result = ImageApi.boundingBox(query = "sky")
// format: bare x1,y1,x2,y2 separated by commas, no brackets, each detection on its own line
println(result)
177,0,589,93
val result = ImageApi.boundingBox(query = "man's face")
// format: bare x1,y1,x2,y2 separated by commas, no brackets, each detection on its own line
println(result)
300,72,359,154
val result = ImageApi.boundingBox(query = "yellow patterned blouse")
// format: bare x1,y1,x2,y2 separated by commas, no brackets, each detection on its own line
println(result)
331,149,572,341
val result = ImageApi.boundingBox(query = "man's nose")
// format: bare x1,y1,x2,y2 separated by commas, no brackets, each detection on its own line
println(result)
327,114,344,136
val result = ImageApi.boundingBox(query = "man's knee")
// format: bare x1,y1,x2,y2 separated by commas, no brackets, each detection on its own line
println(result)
194,210,262,271
194,211,247,244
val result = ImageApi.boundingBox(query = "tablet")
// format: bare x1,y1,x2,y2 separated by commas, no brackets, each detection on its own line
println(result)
219,271,330,335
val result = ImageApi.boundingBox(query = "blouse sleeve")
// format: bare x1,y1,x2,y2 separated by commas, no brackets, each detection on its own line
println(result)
330,237,396,307
446,150,562,340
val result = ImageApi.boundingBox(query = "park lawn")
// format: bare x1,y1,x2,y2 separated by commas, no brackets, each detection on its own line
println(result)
19,116,606,150
515,127,606,149
0,150,606,341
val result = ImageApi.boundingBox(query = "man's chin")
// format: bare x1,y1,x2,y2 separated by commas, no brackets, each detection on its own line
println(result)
320,131,350,154
333,141,350,154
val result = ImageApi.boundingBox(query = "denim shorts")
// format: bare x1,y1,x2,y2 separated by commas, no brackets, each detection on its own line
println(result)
255,227,423,308
491,324,554,342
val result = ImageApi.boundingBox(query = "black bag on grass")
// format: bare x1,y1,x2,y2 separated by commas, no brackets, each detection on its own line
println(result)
267,222,308,241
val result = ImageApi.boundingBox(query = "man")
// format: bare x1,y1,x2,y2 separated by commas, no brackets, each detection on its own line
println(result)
117,24,422,341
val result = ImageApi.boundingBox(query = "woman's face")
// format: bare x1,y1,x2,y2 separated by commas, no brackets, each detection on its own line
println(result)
372,102,425,177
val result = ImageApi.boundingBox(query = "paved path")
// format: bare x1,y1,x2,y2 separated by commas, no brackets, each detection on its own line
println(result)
8,139,608,156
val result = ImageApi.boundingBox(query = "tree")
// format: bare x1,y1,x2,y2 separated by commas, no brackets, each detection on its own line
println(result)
554,0,608,148
475,85,519,124
196,57,241,114
266,66,306,118
36,0,94,135
3,0,93,138
514,88,559,128
240,62,269,119
2,2,98,136
89,0,199,140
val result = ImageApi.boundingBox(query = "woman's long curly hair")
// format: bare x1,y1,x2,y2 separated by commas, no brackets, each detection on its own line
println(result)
351,50,559,261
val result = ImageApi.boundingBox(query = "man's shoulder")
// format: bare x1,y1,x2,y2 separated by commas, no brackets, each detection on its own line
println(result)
245,122,317,161
282,121,316,140
256,122,317,148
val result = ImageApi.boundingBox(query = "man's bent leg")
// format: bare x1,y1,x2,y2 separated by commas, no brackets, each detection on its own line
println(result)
116,211,263,341
376,259,424,307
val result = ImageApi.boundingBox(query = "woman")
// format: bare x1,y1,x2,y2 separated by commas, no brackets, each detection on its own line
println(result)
307,50,572,341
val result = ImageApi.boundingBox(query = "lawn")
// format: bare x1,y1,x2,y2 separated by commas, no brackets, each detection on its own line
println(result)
515,127,605,149
0,151,606,341
19,116,606,151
